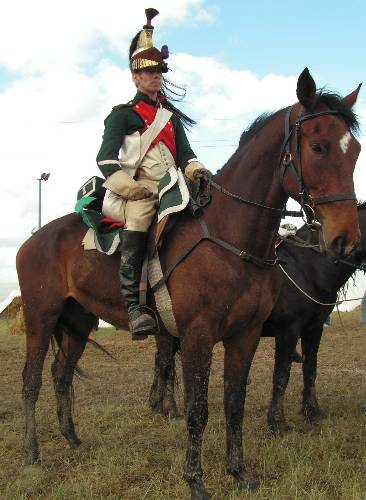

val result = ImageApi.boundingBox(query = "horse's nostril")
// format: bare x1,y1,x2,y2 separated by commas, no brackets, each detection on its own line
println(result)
331,236,346,257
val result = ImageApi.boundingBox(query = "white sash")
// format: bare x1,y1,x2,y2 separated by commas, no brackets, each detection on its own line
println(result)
139,105,172,162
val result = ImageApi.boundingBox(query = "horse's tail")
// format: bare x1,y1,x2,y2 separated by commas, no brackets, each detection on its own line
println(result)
52,316,116,379
51,322,87,378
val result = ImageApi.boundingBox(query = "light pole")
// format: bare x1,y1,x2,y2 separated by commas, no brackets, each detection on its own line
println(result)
37,172,50,230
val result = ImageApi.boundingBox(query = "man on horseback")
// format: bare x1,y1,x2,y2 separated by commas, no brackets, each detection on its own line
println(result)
96,8,209,339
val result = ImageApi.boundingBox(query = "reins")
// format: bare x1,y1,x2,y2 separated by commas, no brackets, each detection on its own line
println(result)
279,264,341,306
208,179,283,214
279,257,366,307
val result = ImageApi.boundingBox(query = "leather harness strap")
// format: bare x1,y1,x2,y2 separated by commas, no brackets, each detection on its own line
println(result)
312,193,357,205
279,106,356,214
151,217,281,293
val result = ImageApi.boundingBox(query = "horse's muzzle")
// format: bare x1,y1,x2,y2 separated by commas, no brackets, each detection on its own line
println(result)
329,234,360,258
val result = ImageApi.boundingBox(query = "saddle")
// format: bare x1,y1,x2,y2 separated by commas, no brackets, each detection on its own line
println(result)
76,174,211,254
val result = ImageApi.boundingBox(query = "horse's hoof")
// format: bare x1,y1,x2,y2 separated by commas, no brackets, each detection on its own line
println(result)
63,431,82,448
267,414,293,435
24,450,40,466
149,397,163,414
190,479,211,500
238,478,260,492
163,401,180,419
69,437,82,449
230,470,260,492
302,406,327,423
273,422,293,435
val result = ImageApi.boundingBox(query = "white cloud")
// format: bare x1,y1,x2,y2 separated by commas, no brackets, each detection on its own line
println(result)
169,53,298,133
0,0,211,73
354,107,366,202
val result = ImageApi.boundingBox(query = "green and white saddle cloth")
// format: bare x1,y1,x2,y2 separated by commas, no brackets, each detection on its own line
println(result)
157,166,190,222
76,166,189,254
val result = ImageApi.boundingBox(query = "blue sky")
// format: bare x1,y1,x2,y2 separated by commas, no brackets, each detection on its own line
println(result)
99,0,366,96
0,0,365,299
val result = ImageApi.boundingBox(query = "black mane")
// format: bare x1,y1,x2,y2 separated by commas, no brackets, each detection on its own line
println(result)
217,88,361,176
315,90,360,134
238,89,360,151
238,110,282,148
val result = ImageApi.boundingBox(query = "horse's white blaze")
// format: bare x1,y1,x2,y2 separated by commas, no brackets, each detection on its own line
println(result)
339,131,351,154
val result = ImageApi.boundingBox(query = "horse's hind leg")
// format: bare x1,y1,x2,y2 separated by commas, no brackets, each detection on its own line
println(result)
22,316,55,465
149,335,180,418
267,329,299,434
223,328,260,491
51,303,96,447
301,326,326,422
51,331,86,447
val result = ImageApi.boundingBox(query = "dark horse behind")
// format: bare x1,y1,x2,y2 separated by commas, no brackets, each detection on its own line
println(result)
265,203,366,434
17,69,361,499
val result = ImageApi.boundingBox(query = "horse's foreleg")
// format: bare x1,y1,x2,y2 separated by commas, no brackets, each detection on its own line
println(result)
267,330,299,434
181,332,213,500
223,328,260,491
149,336,180,418
22,325,52,465
301,326,326,422
51,328,87,447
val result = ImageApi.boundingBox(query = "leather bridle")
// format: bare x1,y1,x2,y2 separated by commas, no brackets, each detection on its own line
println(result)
279,105,357,229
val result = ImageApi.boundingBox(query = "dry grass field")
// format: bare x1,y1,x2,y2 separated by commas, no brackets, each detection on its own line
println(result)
0,310,365,499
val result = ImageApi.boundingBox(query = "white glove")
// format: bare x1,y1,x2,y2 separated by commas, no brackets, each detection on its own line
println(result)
127,186,153,201
185,161,212,181
103,170,152,200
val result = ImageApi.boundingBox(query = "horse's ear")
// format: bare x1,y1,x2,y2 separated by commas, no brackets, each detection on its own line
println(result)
342,83,362,109
296,68,317,110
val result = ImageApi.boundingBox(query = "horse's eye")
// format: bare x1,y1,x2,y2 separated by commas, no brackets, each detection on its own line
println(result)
311,143,326,155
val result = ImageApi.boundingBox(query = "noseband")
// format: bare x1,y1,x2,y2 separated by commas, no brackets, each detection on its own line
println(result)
279,105,356,229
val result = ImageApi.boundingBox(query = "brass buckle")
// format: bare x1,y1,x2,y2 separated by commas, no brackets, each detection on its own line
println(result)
283,152,292,165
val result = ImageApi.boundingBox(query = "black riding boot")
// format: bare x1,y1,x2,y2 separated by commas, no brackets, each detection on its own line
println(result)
120,230,157,339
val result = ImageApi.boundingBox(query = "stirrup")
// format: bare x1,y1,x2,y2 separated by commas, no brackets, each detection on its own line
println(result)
128,307,157,340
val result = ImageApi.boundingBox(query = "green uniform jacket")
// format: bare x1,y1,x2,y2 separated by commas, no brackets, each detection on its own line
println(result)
96,91,197,179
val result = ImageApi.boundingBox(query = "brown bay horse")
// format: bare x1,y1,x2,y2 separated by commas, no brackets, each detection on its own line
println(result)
17,69,361,499
151,204,366,436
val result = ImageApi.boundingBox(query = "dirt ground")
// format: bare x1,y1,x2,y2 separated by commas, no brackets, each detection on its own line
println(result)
0,310,365,499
